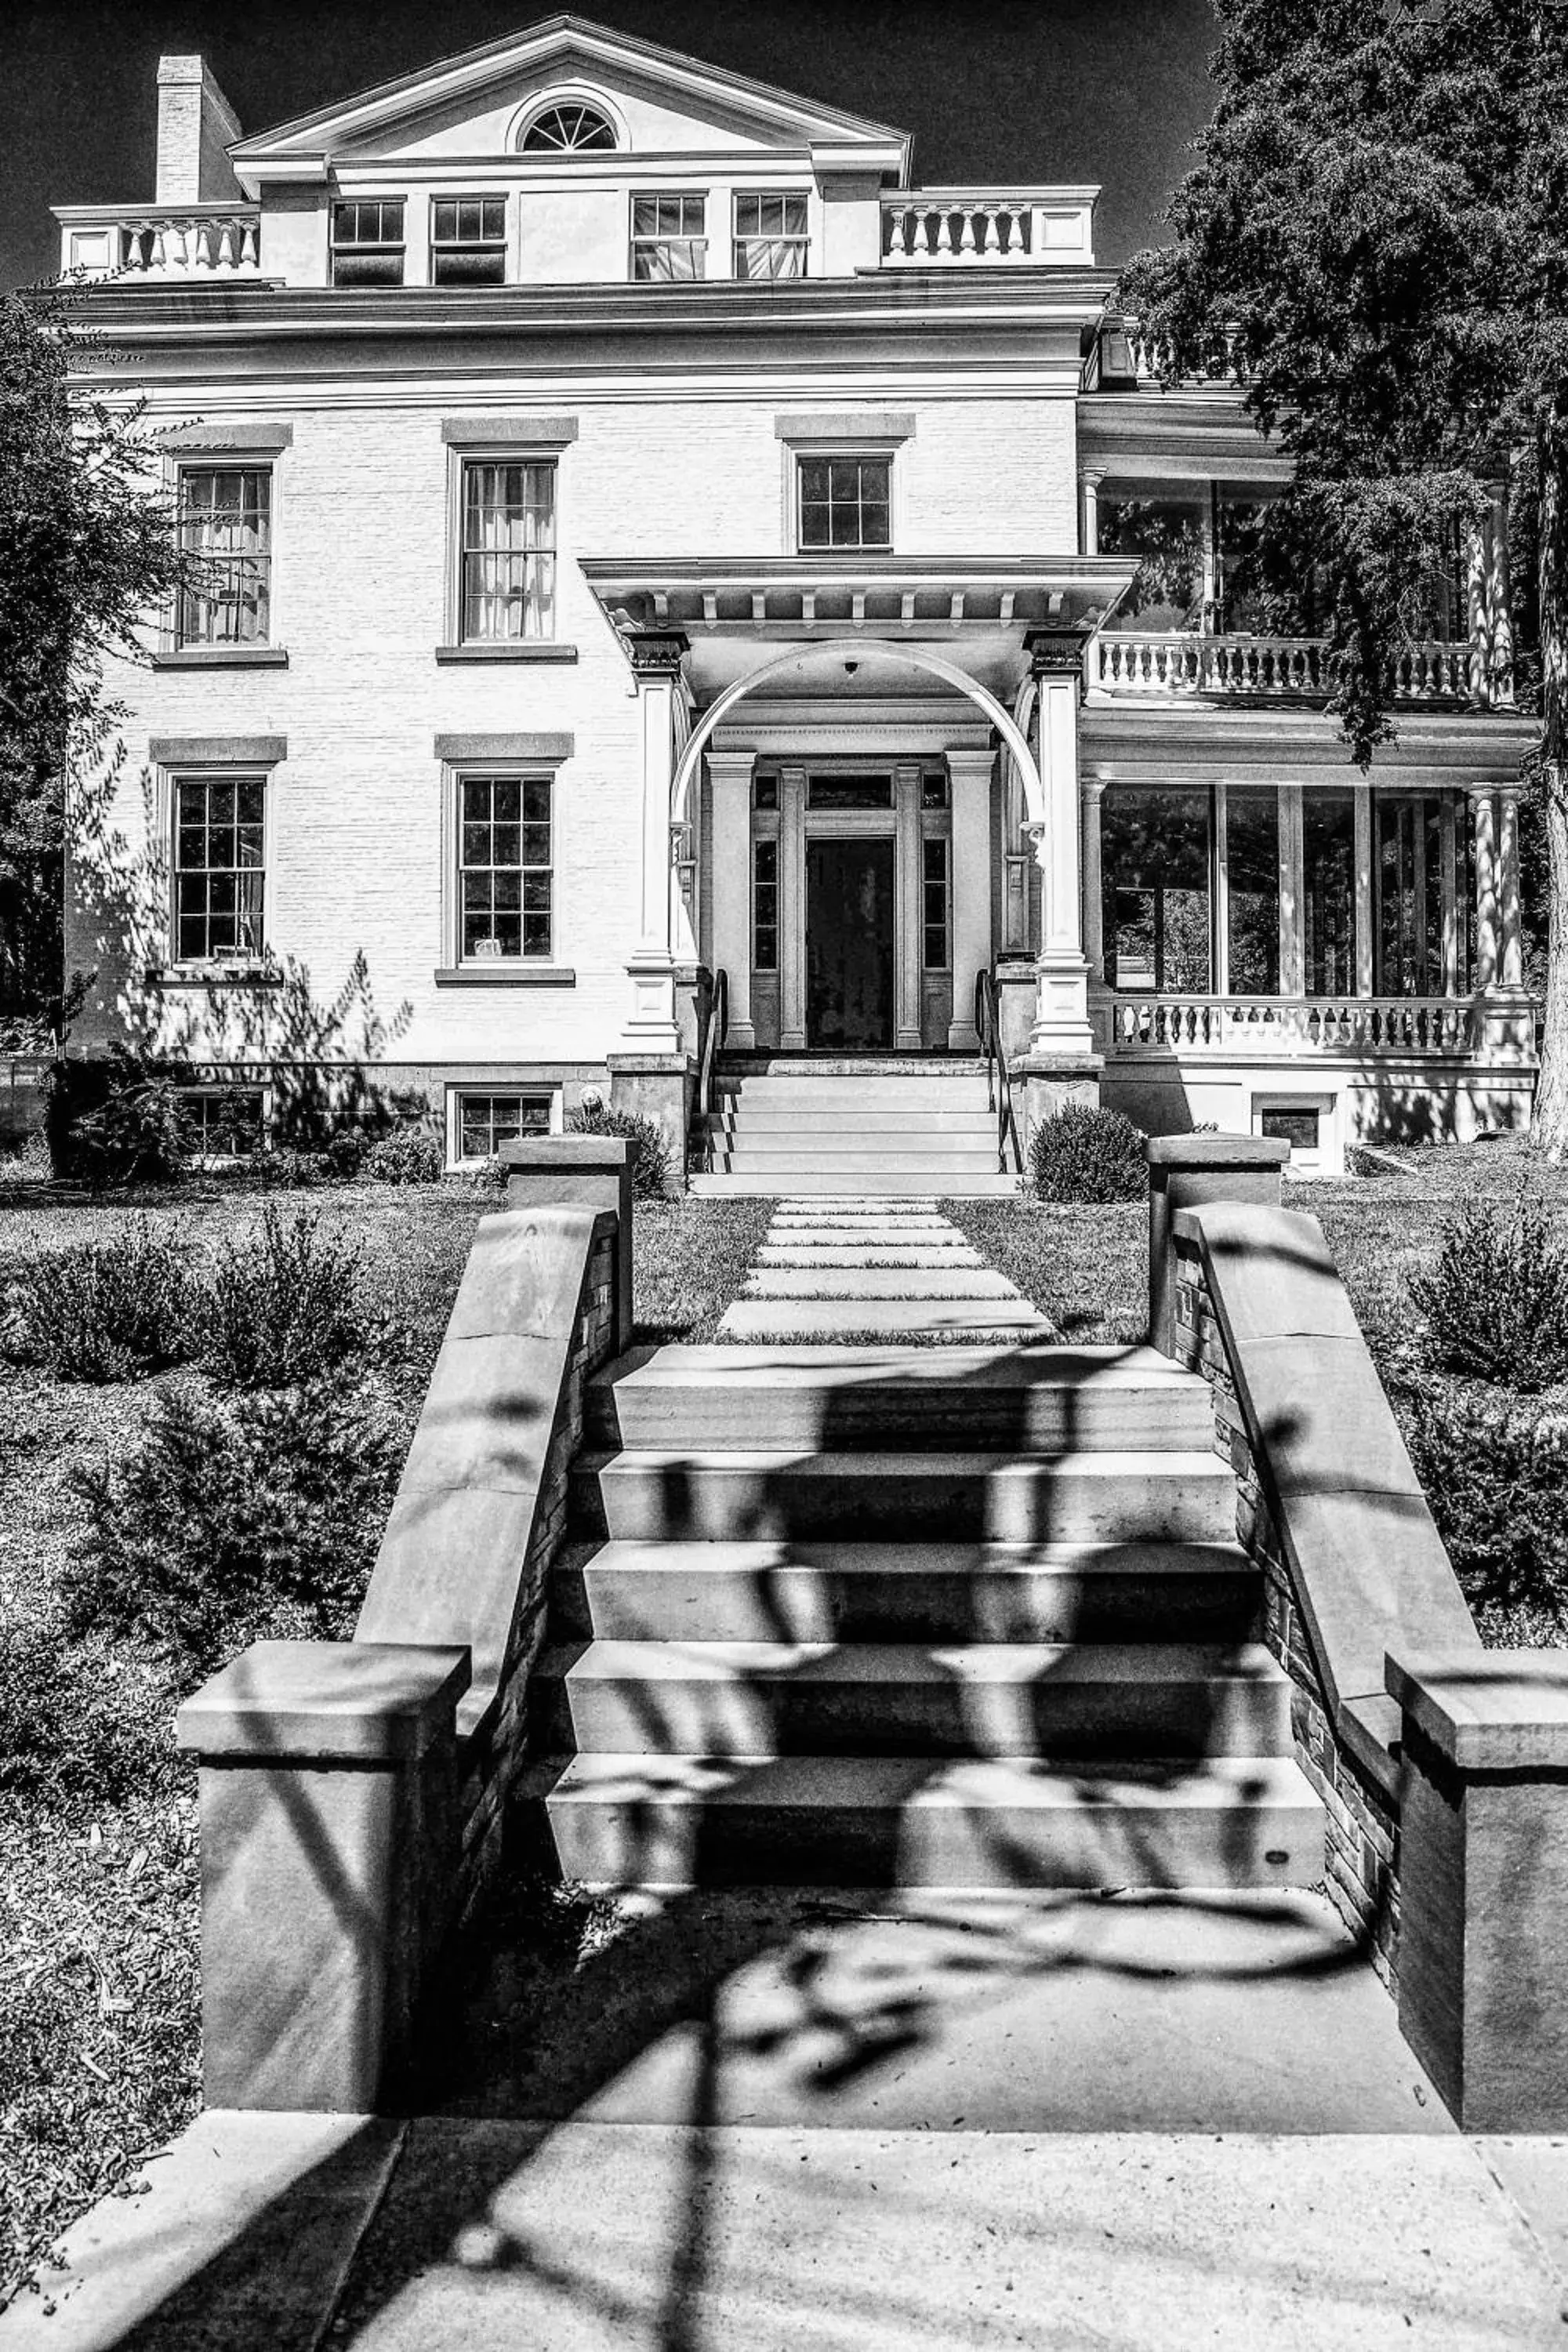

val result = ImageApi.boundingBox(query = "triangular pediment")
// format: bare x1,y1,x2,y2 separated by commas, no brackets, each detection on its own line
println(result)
230,15,910,172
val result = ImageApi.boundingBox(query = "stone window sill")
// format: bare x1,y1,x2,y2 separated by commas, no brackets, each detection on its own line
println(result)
148,964,281,989
151,647,289,670
434,965,576,987
434,643,578,664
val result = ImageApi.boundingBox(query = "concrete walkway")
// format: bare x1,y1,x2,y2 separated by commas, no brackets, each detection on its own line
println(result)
10,1889,1568,2350
718,1199,1053,1343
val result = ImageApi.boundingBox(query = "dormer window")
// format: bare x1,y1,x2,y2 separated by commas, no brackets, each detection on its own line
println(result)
521,101,617,153
431,198,506,285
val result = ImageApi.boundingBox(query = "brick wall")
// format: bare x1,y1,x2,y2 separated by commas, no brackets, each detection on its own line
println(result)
1171,1225,1400,1986
453,1218,617,1909
71,390,1076,1083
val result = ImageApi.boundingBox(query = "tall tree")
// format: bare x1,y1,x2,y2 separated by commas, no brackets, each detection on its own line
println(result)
1118,0,1568,1151
0,284,187,1036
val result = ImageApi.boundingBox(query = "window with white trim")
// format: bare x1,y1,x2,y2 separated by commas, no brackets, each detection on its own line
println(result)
734,192,808,279
454,1091,554,1161
521,102,616,153
176,466,271,647
431,197,506,285
459,459,556,641
459,774,553,962
173,775,266,963
797,454,892,551
631,194,706,281
331,199,405,287
183,1086,266,1158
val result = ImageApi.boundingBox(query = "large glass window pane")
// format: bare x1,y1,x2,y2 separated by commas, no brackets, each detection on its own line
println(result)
797,456,892,552
461,461,555,641
172,775,266,961
1102,787,1211,991
1225,787,1279,993
1303,789,1356,996
734,192,808,279
176,467,271,646
459,773,551,960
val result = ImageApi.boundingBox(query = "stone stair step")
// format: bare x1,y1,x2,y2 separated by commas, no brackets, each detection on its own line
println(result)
717,1301,1050,1341
707,1150,1005,1173
742,1270,1021,1299
532,1639,1294,1760
687,1173,1020,1197
756,1245,985,1266
703,1109,997,1133
572,1448,1240,1545
585,1345,1214,1453
517,1750,1325,1891
552,1536,1263,1646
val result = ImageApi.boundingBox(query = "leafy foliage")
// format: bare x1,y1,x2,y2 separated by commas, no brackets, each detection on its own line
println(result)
1,286,191,1025
66,1376,398,1668
8,1218,198,1381
567,1097,673,1200
1116,1,1568,1145
202,1201,372,1389
1029,1104,1148,1203
1406,1387,1568,1625
0,1618,168,1804
1407,1190,1568,1389
360,1121,444,1184
45,1050,190,1188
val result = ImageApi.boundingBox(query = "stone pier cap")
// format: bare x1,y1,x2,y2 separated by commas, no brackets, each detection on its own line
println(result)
177,1640,471,1761
1388,1650,1568,1770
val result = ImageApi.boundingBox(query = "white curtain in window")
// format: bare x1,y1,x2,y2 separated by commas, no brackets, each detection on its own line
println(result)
463,463,555,641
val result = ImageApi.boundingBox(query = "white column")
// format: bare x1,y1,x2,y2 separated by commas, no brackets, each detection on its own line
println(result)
1489,491,1515,708
1081,777,1107,985
946,749,994,1050
1080,469,1104,557
779,764,808,1050
1498,783,1524,989
1470,786,1499,991
1028,650,1095,1058
707,748,757,1049
622,637,686,1051
1212,781,1229,996
1279,785,1305,996
1440,797,1460,994
1353,782,1374,996
894,762,925,1051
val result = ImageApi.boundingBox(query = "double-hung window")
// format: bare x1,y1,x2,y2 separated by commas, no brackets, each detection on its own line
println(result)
734,193,808,279
431,197,506,285
455,1091,554,1162
459,775,553,962
631,194,706,281
459,460,556,641
797,454,892,551
331,200,405,287
173,775,266,964
176,466,271,647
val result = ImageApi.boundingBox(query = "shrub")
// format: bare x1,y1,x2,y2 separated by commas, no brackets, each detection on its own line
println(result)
0,1618,169,1804
9,1220,198,1382
566,1098,672,1200
65,1061,190,1190
202,1201,370,1389
1029,1103,1147,1204
1405,1386,1568,1624
1407,1190,1568,1391
360,1123,444,1185
66,1377,399,1668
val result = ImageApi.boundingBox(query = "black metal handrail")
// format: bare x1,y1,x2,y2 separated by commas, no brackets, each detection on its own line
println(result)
695,966,729,1169
975,967,1022,1175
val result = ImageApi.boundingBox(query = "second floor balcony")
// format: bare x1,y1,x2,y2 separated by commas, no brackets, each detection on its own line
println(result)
1091,628,1495,709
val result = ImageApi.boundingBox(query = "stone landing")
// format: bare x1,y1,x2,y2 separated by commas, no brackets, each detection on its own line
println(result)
717,1197,1054,1342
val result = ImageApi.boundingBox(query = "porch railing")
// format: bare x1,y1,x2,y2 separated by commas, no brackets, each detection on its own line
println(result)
1092,631,1475,706
880,191,1093,267
1109,995,1480,1054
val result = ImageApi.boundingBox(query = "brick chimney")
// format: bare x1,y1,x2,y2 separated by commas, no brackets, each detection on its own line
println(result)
155,56,243,204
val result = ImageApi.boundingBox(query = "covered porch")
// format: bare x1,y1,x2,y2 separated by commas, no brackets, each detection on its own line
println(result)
581,555,1135,1079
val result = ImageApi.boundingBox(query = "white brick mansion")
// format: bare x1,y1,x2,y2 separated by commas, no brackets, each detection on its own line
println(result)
58,16,1537,1178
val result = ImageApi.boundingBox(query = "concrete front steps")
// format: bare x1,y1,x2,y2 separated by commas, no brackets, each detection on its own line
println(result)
720,1196,1053,1342
516,1344,1325,1894
690,1059,1018,1197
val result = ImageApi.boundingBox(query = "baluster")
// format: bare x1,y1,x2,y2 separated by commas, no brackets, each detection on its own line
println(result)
935,211,953,256
242,218,260,270
984,207,1002,255
959,208,978,255
216,220,237,270
912,209,930,256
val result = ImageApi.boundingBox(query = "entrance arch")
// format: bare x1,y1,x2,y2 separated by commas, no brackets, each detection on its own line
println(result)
667,637,1045,829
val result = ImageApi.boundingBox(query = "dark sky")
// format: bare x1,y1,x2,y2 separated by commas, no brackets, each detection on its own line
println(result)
2,0,1218,291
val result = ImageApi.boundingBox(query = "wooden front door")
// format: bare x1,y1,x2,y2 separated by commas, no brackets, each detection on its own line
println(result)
806,837,896,1049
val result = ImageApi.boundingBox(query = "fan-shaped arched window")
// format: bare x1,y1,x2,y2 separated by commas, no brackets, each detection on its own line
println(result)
521,102,617,154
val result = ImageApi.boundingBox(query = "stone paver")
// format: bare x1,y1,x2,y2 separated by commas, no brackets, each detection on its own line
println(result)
724,1200,1053,1343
